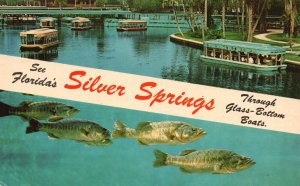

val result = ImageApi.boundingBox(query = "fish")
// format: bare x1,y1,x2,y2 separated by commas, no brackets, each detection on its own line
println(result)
0,101,79,122
153,149,255,174
112,120,206,145
26,119,112,146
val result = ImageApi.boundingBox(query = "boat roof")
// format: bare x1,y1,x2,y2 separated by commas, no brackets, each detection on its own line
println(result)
204,39,285,54
20,28,58,36
62,17,78,21
72,17,90,23
118,20,146,24
38,17,57,21
40,18,55,22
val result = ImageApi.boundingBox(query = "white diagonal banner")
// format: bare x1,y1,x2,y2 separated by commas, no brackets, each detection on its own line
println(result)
0,55,299,134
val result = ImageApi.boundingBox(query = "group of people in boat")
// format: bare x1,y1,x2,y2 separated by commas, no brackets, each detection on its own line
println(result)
208,49,283,66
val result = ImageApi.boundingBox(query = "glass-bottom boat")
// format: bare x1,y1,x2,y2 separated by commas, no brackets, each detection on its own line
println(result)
116,20,147,32
201,39,287,71
20,28,59,51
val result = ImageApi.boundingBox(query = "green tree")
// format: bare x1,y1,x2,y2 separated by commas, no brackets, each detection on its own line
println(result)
131,0,163,12
55,0,66,9
96,0,107,6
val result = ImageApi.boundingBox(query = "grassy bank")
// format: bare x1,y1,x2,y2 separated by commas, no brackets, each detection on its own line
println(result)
266,33,300,44
285,54,300,61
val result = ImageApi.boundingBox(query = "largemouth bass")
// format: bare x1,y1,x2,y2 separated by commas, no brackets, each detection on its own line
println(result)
153,149,255,174
0,101,79,122
26,119,112,146
112,120,206,145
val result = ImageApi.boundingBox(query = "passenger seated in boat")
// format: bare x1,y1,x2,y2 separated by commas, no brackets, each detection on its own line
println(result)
257,60,261,65
271,56,276,65
233,55,237,61
248,57,254,64
252,55,257,63
277,55,282,65
241,56,245,62
259,54,264,64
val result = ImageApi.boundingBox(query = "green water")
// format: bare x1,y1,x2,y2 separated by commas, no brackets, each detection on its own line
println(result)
0,25,299,186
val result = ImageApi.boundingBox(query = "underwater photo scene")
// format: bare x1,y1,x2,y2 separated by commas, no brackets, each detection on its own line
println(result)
0,91,299,186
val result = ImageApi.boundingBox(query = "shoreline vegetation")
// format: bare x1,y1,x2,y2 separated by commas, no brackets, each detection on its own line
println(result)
172,31,300,64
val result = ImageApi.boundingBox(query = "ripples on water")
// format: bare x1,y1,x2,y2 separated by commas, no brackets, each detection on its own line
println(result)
1,25,299,99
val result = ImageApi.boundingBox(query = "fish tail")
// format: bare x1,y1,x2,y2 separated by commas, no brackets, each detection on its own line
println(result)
26,119,41,134
112,120,132,138
0,101,13,117
153,149,168,167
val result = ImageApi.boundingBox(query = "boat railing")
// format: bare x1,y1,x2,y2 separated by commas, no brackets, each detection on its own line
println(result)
205,47,284,66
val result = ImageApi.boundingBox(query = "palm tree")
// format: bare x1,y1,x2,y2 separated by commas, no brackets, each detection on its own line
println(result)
284,0,298,40
221,0,228,38
245,0,268,41
204,0,207,30
171,0,184,37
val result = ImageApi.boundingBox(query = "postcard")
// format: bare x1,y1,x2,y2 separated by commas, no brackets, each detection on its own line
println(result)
0,2,299,186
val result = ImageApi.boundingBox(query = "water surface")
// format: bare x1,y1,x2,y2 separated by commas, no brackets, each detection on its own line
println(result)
0,25,299,186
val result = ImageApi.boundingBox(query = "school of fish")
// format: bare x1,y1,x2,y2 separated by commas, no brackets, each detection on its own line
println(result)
0,96,255,174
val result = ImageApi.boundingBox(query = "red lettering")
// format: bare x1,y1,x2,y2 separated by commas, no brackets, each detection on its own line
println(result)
205,99,215,110
175,92,186,105
64,71,126,96
97,84,108,93
117,86,126,96
150,89,167,106
135,82,156,100
89,76,100,92
107,85,117,95
192,98,205,114
64,71,86,89
83,78,93,91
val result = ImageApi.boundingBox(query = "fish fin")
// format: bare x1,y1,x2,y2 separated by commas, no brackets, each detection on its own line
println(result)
180,167,193,173
112,120,129,138
19,101,33,107
137,140,148,146
48,116,64,122
136,122,152,131
80,140,112,146
48,133,59,140
153,149,168,167
80,129,89,137
26,119,41,134
0,101,13,117
213,164,222,172
179,149,197,156
20,115,30,121
166,133,176,141
101,139,112,145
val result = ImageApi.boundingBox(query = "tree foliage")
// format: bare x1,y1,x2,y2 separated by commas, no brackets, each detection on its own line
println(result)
96,0,108,6
131,0,163,12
